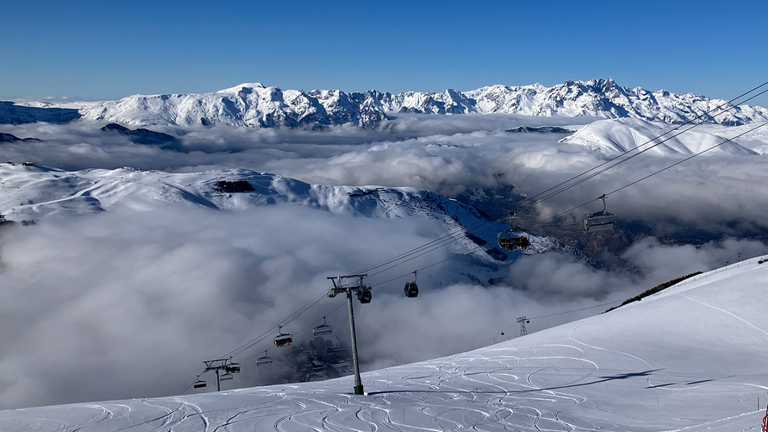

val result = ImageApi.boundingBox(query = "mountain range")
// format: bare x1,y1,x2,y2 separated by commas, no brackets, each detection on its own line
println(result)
11,78,768,129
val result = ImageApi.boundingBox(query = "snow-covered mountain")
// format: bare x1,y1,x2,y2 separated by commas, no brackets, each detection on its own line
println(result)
560,117,759,155
0,163,552,262
15,78,768,128
1,253,766,431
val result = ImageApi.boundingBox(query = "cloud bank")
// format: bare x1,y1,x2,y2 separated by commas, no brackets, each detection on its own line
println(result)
0,114,766,408
0,200,761,409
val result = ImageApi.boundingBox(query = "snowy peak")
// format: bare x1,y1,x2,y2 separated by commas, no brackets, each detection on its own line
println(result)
70,85,390,129
560,118,758,155
11,79,768,128
467,78,768,125
217,82,266,93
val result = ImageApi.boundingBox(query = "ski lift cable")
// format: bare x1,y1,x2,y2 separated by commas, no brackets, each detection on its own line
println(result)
353,223,475,274
524,87,768,208
604,121,768,198
223,292,329,358
220,113,765,366
368,119,768,293
366,235,483,279
346,82,768,277
368,242,488,287
363,82,768,264
236,301,348,362
511,83,768,209
474,299,624,349
213,82,768,369
217,109,764,371
535,120,768,225
364,122,768,306
474,323,519,349
180,370,208,395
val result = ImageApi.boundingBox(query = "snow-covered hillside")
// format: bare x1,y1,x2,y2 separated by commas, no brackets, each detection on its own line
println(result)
14,78,768,128
560,118,758,155
0,163,552,261
1,254,766,431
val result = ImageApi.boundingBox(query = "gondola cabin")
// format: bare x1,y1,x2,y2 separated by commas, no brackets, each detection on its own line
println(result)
357,288,372,304
404,281,419,298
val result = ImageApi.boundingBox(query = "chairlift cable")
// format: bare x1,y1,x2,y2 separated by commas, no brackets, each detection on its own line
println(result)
237,301,348,362
181,370,208,395
605,121,768,198
522,87,768,209
372,117,765,291
536,120,768,225
212,81,768,370
348,82,768,277
474,299,624,349
223,292,328,358
512,83,768,209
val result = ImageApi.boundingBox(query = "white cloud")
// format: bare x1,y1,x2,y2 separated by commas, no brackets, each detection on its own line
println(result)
0,114,767,408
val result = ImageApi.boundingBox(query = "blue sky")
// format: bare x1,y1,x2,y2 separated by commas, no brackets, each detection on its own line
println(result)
2,0,767,105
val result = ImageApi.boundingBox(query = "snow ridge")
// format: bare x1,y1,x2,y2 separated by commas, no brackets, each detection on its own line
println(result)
560,118,759,155
0,163,553,262
29,78,768,128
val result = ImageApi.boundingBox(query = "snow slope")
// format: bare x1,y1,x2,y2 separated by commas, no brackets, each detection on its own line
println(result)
0,163,552,261
15,78,768,128
560,117,758,155
1,254,766,431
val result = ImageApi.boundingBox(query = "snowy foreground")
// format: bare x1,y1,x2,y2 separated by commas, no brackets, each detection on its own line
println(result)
1,257,767,431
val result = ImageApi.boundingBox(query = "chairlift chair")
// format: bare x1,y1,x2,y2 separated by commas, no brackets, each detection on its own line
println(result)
583,195,616,233
357,287,372,304
225,362,241,374
193,376,207,389
404,270,419,298
497,211,530,250
313,316,333,336
220,373,234,381
274,326,293,347
256,350,272,366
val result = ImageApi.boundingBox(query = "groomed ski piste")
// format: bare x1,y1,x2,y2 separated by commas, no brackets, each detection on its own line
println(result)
1,255,766,431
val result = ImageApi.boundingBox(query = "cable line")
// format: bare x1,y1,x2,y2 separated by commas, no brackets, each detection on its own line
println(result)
511,82,768,209
208,80,768,369
536,120,768,225
356,83,768,280
345,96,767,282
474,299,624,349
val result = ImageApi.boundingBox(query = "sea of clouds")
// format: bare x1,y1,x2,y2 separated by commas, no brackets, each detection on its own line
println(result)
0,113,766,408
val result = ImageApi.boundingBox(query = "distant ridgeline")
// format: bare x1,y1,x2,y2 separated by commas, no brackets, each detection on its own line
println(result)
0,101,81,125
8,78,766,129
605,271,704,313
100,123,178,146
0,133,39,142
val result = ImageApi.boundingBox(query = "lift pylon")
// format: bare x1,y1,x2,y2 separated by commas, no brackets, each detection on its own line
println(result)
327,274,370,395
